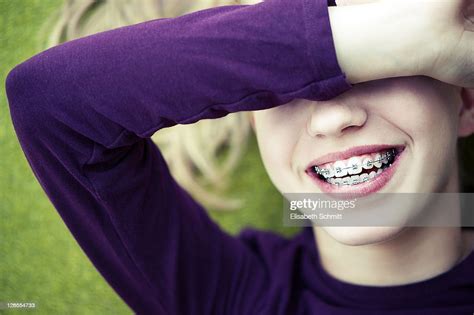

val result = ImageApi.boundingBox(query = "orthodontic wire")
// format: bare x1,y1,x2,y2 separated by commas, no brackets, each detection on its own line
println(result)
314,151,396,176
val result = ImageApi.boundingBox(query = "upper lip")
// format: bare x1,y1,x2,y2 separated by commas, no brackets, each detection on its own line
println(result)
306,144,403,170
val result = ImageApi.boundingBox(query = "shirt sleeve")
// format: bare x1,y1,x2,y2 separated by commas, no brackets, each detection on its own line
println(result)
5,0,350,314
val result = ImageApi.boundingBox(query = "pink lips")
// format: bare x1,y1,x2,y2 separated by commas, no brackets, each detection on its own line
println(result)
305,144,406,198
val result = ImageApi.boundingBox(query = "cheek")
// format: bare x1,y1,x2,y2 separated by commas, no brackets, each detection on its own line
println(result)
368,78,459,142
376,79,460,189
368,78,458,149
253,109,306,191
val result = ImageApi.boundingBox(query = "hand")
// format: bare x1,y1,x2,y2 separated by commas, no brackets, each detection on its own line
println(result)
424,0,474,88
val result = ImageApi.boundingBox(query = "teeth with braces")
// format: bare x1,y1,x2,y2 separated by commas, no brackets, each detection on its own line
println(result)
313,149,397,186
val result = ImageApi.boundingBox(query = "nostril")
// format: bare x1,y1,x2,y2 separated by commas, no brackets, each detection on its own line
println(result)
341,125,361,134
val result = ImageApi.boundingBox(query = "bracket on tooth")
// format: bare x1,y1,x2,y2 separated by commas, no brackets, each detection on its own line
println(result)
334,176,370,186
313,149,396,176
314,167,330,176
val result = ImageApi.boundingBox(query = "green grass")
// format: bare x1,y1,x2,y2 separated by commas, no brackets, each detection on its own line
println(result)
0,1,299,314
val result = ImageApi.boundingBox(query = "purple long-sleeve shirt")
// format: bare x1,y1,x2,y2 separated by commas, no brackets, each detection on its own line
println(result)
5,0,474,313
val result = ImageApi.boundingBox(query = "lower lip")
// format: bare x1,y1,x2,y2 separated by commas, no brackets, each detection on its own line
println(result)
306,149,405,199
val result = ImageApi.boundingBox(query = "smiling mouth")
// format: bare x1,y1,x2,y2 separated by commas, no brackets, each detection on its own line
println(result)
307,147,404,187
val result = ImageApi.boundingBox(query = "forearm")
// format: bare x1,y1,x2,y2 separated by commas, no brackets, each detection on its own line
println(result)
329,2,424,84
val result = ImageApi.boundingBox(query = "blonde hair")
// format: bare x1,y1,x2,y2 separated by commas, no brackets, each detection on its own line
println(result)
41,0,252,209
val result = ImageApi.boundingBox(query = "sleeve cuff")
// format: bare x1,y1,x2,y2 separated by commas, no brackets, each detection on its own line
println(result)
302,0,351,94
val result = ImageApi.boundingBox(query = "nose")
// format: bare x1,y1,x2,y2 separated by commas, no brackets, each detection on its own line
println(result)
307,103,367,138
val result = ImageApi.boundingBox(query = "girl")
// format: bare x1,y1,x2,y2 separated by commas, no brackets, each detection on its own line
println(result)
5,0,474,314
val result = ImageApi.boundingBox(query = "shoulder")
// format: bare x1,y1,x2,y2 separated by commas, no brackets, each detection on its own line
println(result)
237,227,314,269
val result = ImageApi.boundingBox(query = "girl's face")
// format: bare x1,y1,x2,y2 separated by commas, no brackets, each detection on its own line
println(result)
251,76,474,245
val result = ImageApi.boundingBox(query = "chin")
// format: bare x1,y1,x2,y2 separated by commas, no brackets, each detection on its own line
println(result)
321,226,406,246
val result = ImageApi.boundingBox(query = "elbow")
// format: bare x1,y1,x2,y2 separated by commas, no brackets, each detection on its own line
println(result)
5,59,54,142
6,57,48,107
5,63,29,107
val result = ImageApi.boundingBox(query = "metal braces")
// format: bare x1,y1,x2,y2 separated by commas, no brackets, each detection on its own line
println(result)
314,150,396,177
329,172,379,186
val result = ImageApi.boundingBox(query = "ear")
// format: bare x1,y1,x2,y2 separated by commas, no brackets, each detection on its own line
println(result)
459,88,474,137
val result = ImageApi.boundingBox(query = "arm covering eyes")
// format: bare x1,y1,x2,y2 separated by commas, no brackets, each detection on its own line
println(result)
5,0,350,313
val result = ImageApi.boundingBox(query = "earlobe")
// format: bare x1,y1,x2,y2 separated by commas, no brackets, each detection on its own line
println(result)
458,88,474,137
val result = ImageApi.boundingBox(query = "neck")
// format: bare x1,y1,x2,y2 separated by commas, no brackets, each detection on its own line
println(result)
312,226,471,286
